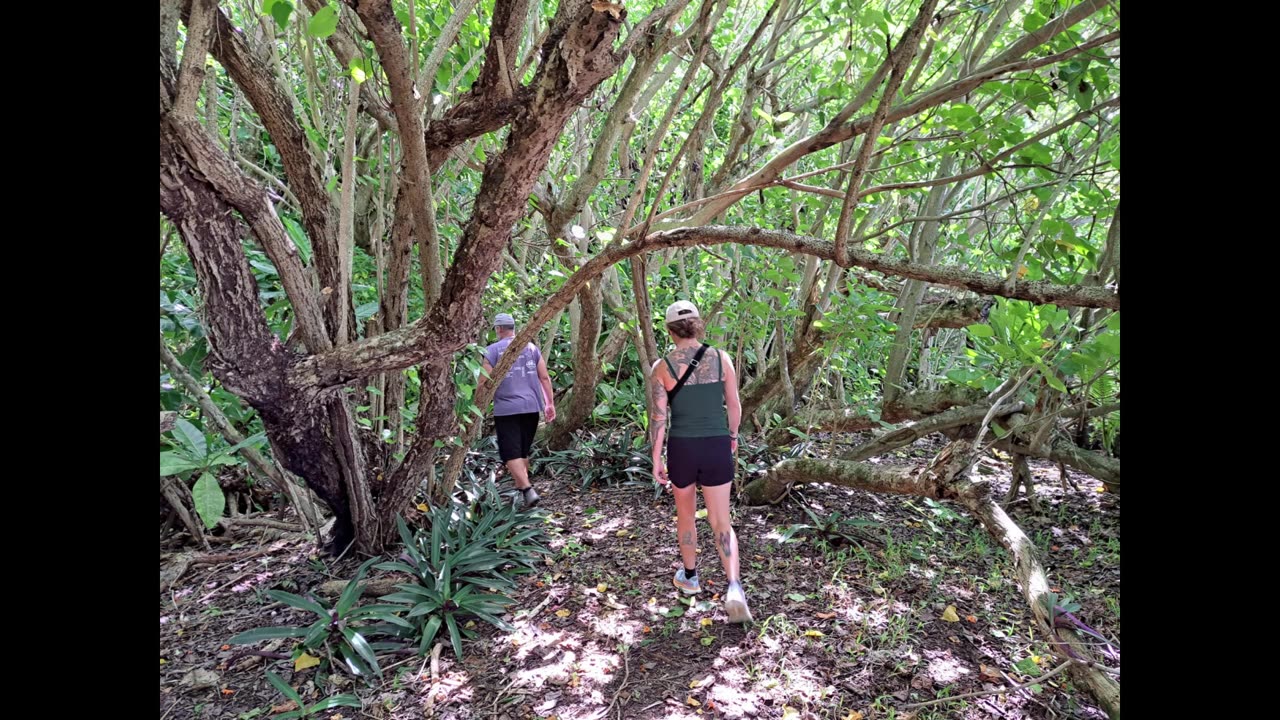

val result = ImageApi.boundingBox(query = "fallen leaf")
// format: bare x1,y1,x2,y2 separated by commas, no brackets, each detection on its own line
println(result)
966,615,978,623
804,629,825,638
700,636,714,646
159,659,167,665
787,593,806,602
180,669,220,690
465,620,476,629
555,609,571,618
270,701,298,713
700,618,713,627
696,509,708,519
941,605,960,622
616,530,629,537
816,612,836,620
979,664,1002,682
221,688,235,696
294,652,321,671
686,696,701,707
417,503,429,512
597,583,609,593
842,713,864,720
1095,486,1106,493
642,626,652,633
782,707,800,720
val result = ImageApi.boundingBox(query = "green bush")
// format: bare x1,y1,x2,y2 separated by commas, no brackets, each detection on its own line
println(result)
377,482,550,658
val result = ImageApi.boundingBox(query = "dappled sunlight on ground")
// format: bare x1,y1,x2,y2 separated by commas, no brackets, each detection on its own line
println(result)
162,446,1117,720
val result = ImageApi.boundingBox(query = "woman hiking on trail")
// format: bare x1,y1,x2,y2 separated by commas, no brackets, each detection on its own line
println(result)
649,300,752,623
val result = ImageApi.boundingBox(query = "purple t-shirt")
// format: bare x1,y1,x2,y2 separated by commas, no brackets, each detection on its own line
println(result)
484,338,546,417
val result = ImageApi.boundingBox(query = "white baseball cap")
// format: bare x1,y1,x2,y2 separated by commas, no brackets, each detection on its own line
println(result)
665,300,700,324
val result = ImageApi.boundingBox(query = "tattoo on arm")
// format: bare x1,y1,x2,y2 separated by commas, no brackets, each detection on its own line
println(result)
718,530,733,558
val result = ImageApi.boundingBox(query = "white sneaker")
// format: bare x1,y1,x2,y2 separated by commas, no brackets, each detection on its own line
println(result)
724,581,752,623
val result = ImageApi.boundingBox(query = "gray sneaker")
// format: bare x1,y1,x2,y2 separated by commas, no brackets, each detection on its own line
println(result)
520,487,540,509
724,581,753,623
672,568,701,594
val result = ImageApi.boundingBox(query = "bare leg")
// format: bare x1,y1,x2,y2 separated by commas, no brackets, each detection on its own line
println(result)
701,484,740,583
506,458,531,490
673,484,699,570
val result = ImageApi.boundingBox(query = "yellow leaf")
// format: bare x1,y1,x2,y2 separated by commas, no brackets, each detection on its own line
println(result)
699,618,713,627
696,509,708,519
465,620,476,629
941,605,961,622
804,629,825,638
294,653,321,671
1095,486,1107,493
842,713,864,720
686,696,701,707
555,609,571,618
416,503,429,512
782,707,800,720
616,530,629,537
159,659,167,665
1017,265,1029,279
597,583,609,593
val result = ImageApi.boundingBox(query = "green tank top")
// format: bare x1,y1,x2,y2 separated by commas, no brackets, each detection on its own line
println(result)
663,347,729,438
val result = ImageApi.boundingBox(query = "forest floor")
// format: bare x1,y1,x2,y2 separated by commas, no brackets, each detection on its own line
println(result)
159,435,1120,720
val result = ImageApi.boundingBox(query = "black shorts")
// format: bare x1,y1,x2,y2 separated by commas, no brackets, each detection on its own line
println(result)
667,436,734,489
495,412,539,462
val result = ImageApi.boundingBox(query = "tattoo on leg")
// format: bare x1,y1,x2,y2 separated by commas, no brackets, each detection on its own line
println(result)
680,529,695,547
718,530,733,558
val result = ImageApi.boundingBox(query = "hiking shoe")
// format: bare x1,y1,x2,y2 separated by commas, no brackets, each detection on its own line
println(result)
520,487,540,509
724,581,753,623
672,568,701,594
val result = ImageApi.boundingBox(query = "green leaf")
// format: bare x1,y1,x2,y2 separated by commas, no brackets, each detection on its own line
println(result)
445,613,464,659
342,628,382,678
265,671,305,706
223,433,268,456
265,589,331,617
229,626,310,644
348,57,368,83
308,5,339,38
967,324,994,338
787,593,806,602
1014,657,1042,676
192,472,225,530
268,0,295,29
664,606,685,617
160,452,201,477
173,418,207,459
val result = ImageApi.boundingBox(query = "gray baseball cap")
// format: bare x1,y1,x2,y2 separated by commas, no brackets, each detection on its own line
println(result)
494,313,516,326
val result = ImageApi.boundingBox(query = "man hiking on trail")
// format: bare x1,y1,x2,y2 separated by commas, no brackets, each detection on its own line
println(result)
479,313,556,508
649,300,752,623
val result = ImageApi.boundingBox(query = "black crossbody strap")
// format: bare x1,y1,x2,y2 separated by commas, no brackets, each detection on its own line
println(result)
667,343,710,403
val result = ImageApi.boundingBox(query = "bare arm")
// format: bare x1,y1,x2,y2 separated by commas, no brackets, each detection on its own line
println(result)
537,353,557,422
478,357,493,404
722,350,742,451
649,359,670,484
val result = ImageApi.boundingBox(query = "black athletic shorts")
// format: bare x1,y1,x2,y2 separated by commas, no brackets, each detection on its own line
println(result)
495,412,539,462
667,435,734,489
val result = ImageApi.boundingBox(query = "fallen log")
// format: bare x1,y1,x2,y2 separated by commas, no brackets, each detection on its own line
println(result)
742,443,1120,718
